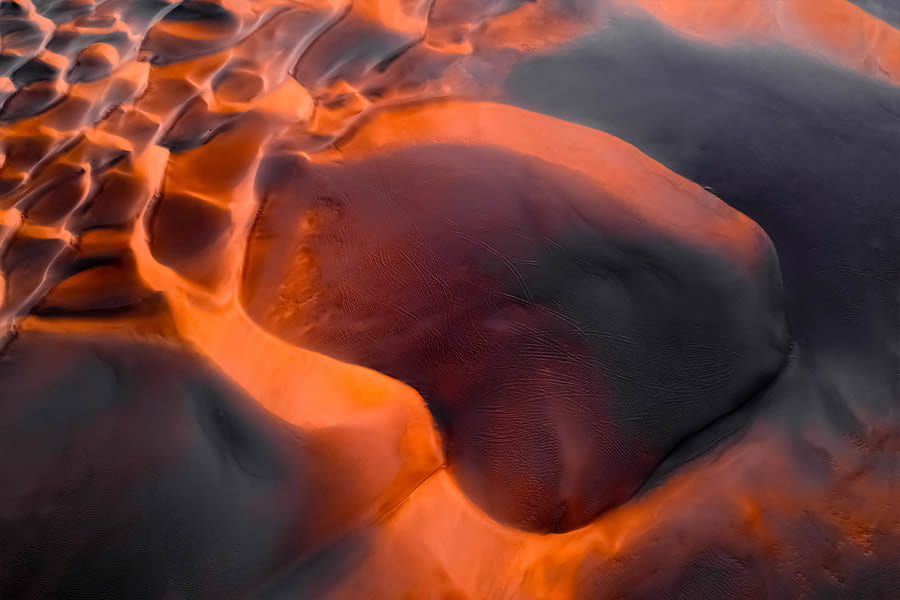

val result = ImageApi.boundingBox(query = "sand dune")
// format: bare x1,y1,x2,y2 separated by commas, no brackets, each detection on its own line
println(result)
1,0,899,597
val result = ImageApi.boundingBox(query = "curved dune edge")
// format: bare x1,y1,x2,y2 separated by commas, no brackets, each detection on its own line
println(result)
324,99,768,269
132,189,443,509
320,414,894,599
622,0,900,84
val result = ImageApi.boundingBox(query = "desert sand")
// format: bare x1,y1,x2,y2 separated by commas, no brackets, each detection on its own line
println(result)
1,0,899,597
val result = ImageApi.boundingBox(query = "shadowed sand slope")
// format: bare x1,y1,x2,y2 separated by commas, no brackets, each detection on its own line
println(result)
505,15,900,384
0,0,898,597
